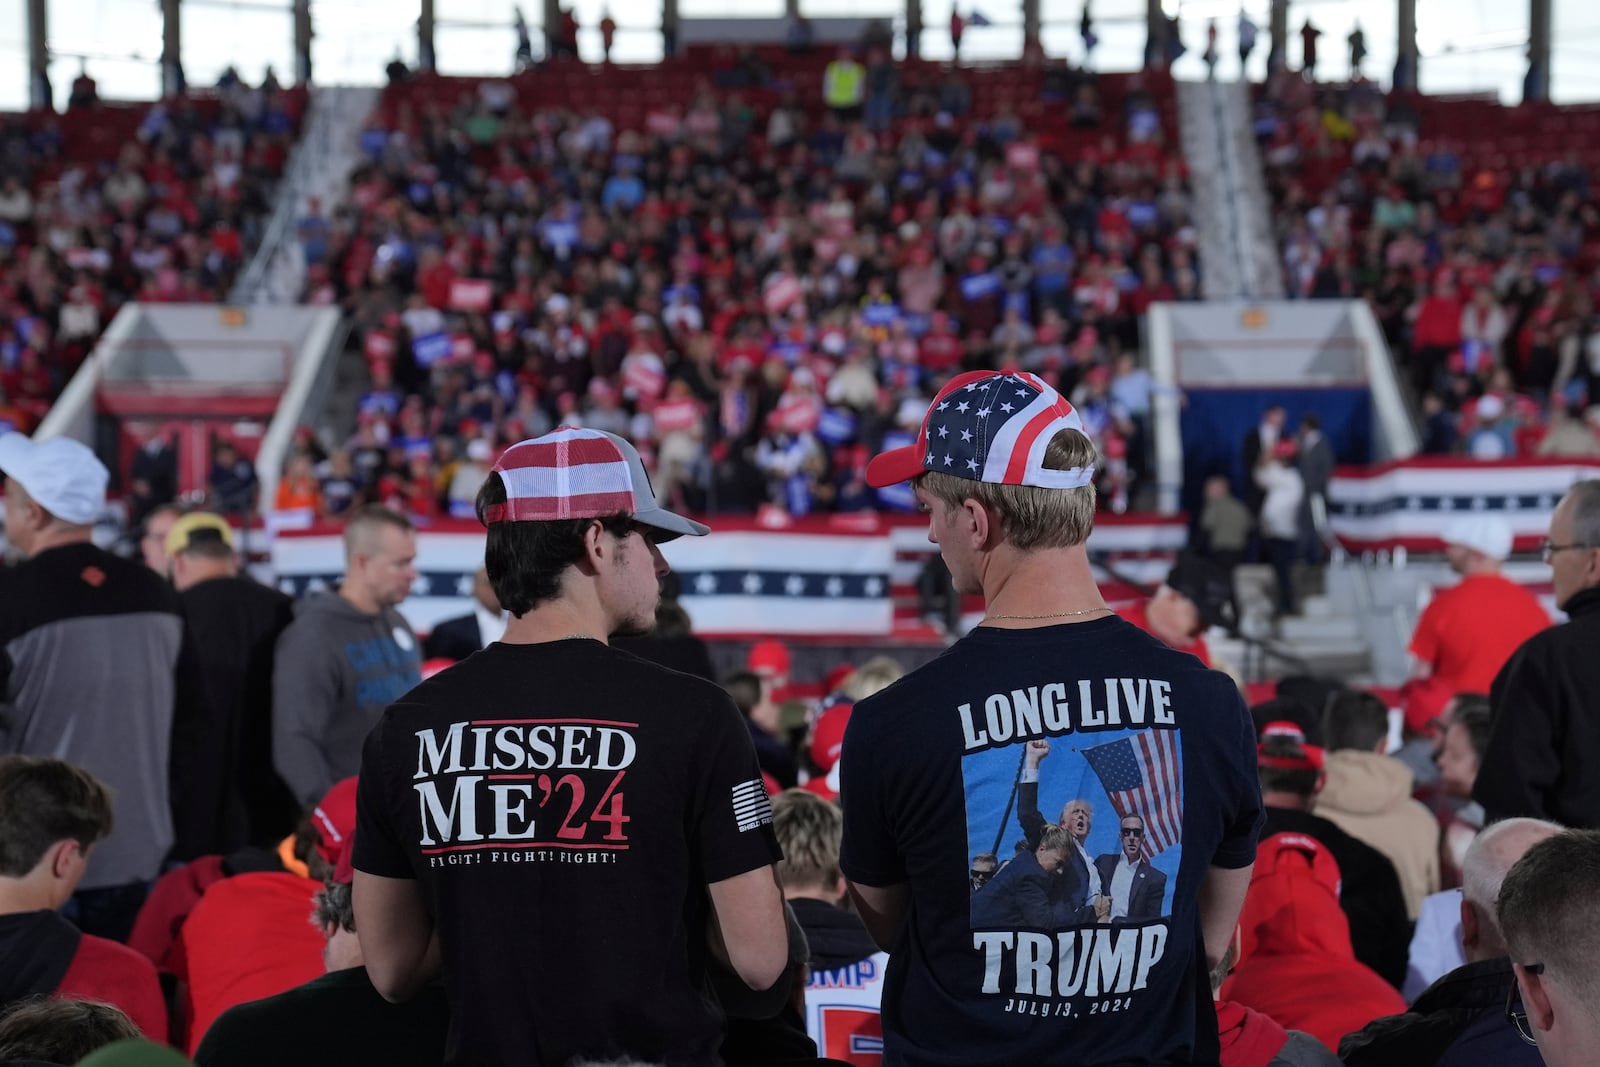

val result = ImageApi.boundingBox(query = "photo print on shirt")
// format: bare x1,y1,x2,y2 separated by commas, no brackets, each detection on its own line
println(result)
960,678,1183,1014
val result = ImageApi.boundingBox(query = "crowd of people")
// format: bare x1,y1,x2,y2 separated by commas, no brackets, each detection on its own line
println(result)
279,58,1190,522
0,75,305,437
12,39,1600,1067
1256,69,1600,460
2,363,1600,1066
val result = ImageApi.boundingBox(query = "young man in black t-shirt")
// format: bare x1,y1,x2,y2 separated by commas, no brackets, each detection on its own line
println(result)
352,428,789,1066
839,371,1265,1065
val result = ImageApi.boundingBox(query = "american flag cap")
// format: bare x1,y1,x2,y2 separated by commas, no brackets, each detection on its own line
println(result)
483,427,711,540
864,370,1096,490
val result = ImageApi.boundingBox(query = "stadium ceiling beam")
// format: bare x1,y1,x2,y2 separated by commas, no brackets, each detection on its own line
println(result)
1395,0,1417,90
27,0,49,109
1527,0,1551,101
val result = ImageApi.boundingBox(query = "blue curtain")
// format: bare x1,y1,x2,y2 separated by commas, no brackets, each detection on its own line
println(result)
1179,388,1372,516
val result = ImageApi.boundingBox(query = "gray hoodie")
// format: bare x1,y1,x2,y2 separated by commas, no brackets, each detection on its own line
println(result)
271,591,420,806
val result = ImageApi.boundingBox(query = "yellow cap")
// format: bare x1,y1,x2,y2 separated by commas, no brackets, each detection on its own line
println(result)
164,512,235,557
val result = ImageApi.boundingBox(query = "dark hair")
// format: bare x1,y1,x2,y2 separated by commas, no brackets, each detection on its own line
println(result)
0,757,113,877
1498,830,1600,1000
1300,412,1321,431
1322,689,1390,752
1274,676,1344,744
0,998,140,1063
291,805,336,884
653,599,693,639
475,472,634,617
1250,697,1319,745
312,881,355,933
1257,736,1321,797
721,669,763,718
1449,695,1492,761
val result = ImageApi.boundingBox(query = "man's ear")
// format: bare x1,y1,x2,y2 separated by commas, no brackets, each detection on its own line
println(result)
578,520,609,571
1516,962,1556,1034
1458,896,1479,953
48,840,80,881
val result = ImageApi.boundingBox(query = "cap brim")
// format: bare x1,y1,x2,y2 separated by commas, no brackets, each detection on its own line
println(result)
865,445,926,488
0,432,32,481
633,506,710,542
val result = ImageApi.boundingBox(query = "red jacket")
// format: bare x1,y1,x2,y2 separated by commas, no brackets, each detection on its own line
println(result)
176,872,325,1054
1216,1000,1289,1066
1222,833,1405,1051
0,909,168,1043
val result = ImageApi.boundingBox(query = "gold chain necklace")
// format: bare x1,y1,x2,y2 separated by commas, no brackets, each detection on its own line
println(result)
985,606,1115,621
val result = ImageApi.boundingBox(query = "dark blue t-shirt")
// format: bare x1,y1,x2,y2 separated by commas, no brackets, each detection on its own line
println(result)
840,616,1264,1066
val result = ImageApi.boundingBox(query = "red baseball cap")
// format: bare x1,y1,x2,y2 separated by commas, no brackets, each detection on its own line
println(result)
809,701,853,772
865,370,1093,489
312,777,359,869
1257,722,1325,772
748,640,791,679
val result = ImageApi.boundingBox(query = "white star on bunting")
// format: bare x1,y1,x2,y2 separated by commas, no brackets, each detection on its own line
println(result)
824,577,845,597
864,577,884,596
784,575,806,596
694,572,719,594
742,573,763,595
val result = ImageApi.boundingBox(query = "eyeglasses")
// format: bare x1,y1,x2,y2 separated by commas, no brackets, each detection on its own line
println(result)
1120,827,1145,838
1541,540,1596,563
1506,962,1546,1046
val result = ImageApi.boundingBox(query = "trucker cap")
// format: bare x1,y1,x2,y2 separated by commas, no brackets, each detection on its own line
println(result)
483,427,710,541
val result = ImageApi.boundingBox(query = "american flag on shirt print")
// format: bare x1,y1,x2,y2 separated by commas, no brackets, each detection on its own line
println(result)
920,372,1078,483
1082,731,1184,857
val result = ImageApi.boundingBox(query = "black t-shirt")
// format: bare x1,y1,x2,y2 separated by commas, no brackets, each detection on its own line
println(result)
193,966,449,1067
840,617,1264,1066
353,638,782,1067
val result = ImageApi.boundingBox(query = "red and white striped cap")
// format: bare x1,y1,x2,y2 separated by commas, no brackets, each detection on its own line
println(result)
483,427,710,540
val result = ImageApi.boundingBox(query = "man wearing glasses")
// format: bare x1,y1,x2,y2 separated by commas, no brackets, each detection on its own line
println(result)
1476,480,1600,827
1497,828,1600,1064
1094,814,1168,922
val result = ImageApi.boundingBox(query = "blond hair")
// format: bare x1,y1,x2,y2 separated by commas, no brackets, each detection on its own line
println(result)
1037,824,1071,854
915,428,1099,550
841,656,905,701
771,789,843,892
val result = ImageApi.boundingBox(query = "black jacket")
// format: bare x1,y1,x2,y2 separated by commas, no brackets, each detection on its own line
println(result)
1339,957,1543,1067
173,575,296,858
194,967,449,1066
422,612,484,662
1262,806,1410,988
1478,586,1600,827
788,898,879,972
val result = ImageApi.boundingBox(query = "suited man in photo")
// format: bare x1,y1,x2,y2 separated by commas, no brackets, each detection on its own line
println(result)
1094,814,1168,922
422,567,507,661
